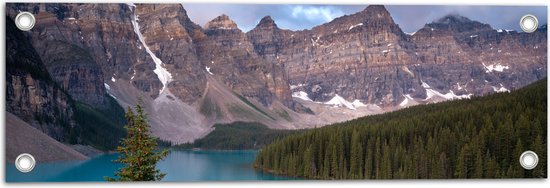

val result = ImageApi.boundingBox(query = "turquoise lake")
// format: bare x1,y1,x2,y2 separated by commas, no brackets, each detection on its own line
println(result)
5,150,298,182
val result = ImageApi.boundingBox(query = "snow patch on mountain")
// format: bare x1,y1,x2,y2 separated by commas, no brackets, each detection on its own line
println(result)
324,94,359,110
483,63,509,73
290,83,306,90
129,4,173,94
293,92,370,110
425,89,472,100
492,86,510,93
205,66,213,75
130,69,136,81
292,91,313,102
399,94,415,107
351,100,367,108
497,29,514,33
348,23,363,31
103,83,117,99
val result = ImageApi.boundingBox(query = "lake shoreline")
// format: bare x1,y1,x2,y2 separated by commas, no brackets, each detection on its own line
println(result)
6,149,297,182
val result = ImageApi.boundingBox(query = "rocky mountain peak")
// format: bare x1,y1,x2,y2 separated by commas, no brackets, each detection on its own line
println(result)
426,14,492,32
435,14,473,24
256,16,277,28
311,4,398,35
363,5,389,13
204,14,239,30
361,5,391,19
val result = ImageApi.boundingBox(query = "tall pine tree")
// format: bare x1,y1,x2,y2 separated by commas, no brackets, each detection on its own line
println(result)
105,102,169,181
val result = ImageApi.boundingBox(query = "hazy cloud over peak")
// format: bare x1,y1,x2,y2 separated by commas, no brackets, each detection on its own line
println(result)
290,5,345,23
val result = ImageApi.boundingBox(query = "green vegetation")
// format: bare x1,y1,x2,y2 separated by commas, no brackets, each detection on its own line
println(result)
234,93,275,120
178,122,301,150
276,110,293,121
105,102,169,181
72,95,127,151
199,96,223,118
255,79,547,179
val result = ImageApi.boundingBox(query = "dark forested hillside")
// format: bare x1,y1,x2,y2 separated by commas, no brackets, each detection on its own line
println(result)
72,95,127,150
255,79,547,179
177,122,300,150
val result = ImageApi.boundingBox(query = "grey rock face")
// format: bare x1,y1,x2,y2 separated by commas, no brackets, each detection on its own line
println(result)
195,14,293,107
6,3,148,105
248,5,547,107
6,17,75,141
38,40,108,108
133,4,207,102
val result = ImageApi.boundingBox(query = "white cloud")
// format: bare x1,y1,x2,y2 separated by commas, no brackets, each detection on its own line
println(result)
291,5,344,23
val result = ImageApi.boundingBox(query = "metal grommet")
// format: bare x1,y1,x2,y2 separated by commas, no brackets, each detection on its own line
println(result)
15,153,36,173
519,14,538,33
14,11,35,31
519,151,538,170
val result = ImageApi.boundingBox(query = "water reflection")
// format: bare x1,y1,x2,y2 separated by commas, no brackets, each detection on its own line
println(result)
6,150,298,182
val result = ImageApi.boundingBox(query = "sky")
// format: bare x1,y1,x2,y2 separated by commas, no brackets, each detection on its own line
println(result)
182,4,547,33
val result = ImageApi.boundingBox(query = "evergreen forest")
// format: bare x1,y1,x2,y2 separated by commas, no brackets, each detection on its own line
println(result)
255,79,547,179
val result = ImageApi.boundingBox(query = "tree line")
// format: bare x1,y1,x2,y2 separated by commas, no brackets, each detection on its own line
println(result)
255,79,547,179
177,122,301,150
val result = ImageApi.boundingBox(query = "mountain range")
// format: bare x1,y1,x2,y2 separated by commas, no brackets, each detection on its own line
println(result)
6,4,547,148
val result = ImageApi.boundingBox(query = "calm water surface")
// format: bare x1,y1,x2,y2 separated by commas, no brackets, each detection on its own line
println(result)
6,150,298,182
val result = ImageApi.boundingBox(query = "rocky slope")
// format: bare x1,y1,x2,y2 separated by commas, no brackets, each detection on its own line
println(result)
6,3,547,145
6,112,88,162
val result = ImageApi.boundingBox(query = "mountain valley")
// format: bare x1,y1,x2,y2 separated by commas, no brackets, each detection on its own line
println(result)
5,4,547,149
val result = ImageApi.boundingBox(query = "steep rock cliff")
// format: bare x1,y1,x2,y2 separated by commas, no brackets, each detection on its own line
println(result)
248,5,547,107
195,14,293,107
6,17,75,141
